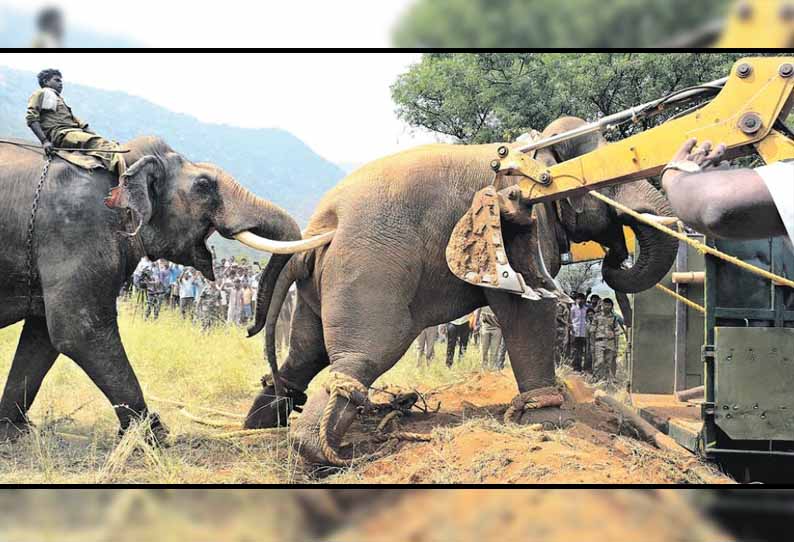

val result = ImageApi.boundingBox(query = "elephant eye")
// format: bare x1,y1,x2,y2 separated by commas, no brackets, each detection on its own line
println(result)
194,176,214,190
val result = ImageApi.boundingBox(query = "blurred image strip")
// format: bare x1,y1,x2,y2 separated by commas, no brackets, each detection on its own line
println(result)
2,0,793,48
0,489,790,542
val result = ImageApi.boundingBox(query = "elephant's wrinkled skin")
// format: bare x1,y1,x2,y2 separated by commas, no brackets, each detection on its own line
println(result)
0,136,302,441
245,117,678,464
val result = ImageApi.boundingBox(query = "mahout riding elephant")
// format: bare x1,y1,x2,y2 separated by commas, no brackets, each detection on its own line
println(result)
244,117,677,465
0,136,328,442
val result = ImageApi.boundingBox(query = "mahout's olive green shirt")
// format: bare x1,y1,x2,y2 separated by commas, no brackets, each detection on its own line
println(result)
25,87,87,143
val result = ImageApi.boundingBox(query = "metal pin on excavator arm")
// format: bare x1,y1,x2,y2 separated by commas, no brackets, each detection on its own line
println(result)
446,57,794,296
495,56,794,206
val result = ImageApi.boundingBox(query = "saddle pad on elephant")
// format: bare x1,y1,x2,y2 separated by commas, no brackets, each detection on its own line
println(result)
54,150,106,171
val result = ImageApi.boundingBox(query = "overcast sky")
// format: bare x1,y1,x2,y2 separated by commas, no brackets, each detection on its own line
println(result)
1,52,444,165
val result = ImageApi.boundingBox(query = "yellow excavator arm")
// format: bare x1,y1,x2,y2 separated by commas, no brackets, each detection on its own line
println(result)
493,56,794,206
503,56,794,265
446,57,794,297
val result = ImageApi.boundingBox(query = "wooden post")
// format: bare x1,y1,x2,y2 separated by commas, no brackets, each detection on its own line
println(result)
673,241,688,392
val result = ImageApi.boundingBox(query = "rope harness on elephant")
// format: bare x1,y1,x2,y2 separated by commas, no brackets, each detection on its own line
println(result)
503,386,565,425
319,372,371,467
318,372,433,467
24,156,52,313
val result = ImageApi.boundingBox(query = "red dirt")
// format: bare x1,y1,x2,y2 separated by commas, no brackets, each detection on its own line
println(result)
334,372,725,484
332,490,732,542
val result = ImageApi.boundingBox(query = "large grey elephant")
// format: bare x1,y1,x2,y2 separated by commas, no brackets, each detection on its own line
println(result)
245,117,677,464
0,136,328,441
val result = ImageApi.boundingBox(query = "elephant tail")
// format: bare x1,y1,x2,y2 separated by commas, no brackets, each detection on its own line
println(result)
247,254,292,338
263,261,298,386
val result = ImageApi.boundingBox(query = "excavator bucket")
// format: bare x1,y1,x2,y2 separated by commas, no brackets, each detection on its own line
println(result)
446,186,570,302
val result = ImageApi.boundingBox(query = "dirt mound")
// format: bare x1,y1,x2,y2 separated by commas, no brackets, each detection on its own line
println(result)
332,372,717,484
332,490,732,542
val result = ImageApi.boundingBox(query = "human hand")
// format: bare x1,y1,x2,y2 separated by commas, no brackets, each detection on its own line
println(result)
42,140,54,156
663,138,726,183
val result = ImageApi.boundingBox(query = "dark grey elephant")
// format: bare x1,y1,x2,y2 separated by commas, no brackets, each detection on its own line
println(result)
245,117,677,465
0,136,328,441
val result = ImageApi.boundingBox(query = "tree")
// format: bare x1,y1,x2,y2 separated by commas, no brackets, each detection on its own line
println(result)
392,0,732,48
556,261,602,295
391,53,751,145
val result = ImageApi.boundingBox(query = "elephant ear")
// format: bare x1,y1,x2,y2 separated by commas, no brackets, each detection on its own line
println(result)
104,155,166,225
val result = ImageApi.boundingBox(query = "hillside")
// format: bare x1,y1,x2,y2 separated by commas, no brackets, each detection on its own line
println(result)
0,66,346,261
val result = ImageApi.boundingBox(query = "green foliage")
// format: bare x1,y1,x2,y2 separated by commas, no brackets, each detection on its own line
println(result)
392,53,764,144
393,0,732,48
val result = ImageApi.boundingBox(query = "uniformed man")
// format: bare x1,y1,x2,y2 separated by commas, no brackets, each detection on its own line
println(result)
478,306,504,371
195,280,224,332
584,307,596,375
445,313,472,368
26,69,126,177
554,301,571,367
415,325,439,367
141,266,165,321
592,298,621,382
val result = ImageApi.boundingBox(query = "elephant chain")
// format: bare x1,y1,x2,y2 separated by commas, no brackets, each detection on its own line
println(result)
25,157,52,313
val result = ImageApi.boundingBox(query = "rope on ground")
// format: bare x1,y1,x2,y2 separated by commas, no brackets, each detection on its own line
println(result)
588,190,794,289
504,386,565,425
654,283,706,313
373,410,432,443
320,372,370,467
208,428,288,440
177,408,238,429
148,394,245,419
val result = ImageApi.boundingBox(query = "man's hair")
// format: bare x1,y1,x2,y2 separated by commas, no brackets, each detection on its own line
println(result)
37,7,63,29
37,69,61,88
589,294,600,300
603,298,614,305
574,292,586,300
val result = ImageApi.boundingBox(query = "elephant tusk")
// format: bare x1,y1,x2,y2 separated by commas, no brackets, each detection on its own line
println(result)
234,229,335,254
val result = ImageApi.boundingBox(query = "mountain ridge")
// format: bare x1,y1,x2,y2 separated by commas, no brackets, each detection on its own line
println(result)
0,66,346,261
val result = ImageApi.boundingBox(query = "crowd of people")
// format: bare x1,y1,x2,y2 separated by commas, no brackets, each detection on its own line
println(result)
414,306,507,372
556,291,628,385
123,252,263,332
124,252,627,382
414,292,628,385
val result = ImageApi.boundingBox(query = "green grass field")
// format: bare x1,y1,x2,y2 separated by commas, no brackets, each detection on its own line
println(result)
0,301,487,483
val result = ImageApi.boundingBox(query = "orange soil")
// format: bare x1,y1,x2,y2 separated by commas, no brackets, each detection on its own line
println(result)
335,372,720,484
332,489,732,542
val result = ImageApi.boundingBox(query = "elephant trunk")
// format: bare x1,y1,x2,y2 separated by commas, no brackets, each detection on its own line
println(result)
601,183,678,293
215,176,303,245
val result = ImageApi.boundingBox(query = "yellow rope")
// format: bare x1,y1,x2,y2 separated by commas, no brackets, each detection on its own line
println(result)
319,372,370,467
209,428,287,439
177,408,238,429
589,191,794,289
654,283,706,313
148,394,245,419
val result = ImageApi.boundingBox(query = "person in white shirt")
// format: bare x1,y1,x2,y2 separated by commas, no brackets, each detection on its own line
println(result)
569,293,588,372
661,138,794,254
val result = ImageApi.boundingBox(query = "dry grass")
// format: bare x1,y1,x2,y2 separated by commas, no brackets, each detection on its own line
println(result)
0,302,489,483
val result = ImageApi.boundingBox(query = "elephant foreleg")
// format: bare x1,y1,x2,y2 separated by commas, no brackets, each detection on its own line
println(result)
245,298,329,429
45,308,167,442
0,317,59,441
484,292,572,427
291,300,418,466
